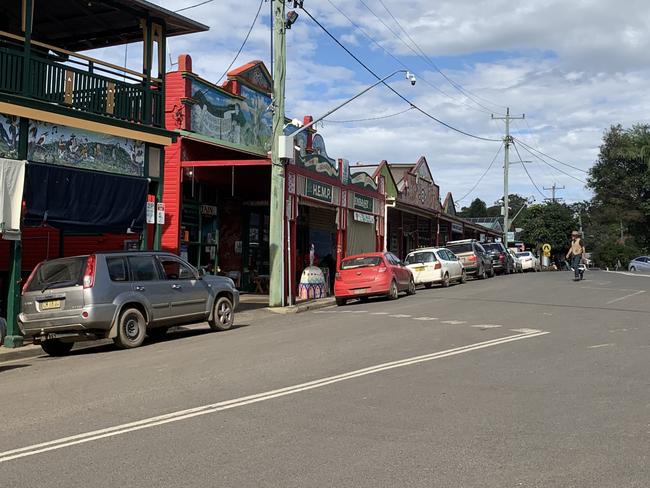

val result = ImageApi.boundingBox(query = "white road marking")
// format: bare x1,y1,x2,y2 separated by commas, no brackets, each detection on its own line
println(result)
412,317,439,321
589,343,614,349
389,314,412,318
581,286,643,292
370,312,389,315
603,271,650,278
606,290,646,305
511,328,543,334
471,324,502,329
0,330,549,464
441,320,467,325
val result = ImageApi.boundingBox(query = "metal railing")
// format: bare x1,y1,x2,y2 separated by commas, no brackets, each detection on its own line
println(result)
0,31,163,127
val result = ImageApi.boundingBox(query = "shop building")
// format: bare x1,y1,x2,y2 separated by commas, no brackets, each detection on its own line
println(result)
162,56,385,298
0,1,207,346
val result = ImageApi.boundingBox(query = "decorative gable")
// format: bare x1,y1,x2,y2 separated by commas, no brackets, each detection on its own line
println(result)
443,192,457,216
414,156,433,183
227,61,272,94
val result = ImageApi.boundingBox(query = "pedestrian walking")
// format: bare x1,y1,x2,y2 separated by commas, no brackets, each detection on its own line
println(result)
565,230,586,281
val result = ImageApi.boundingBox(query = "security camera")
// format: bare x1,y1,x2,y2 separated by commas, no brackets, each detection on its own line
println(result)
406,71,417,86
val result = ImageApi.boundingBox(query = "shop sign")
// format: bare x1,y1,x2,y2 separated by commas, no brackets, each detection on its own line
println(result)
353,212,374,224
507,231,515,242
353,193,373,212
451,222,463,234
200,204,218,217
156,203,165,225
146,201,155,224
305,178,333,203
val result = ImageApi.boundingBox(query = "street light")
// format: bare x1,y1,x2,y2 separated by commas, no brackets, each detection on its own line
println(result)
278,69,416,156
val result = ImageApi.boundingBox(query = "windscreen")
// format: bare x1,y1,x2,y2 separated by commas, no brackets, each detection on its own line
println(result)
340,256,382,269
27,257,87,292
405,252,436,265
516,252,531,257
447,243,473,254
482,243,501,252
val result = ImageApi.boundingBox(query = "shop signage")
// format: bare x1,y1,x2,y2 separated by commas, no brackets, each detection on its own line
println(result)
507,231,515,242
156,203,165,225
305,178,333,203
451,222,463,234
146,201,155,224
353,212,375,224
353,193,373,212
200,204,217,217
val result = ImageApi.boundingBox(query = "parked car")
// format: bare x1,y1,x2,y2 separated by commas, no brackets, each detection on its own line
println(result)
628,256,650,273
481,242,515,275
446,239,494,279
19,251,239,356
508,249,523,273
516,251,540,272
405,247,466,288
334,252,415,306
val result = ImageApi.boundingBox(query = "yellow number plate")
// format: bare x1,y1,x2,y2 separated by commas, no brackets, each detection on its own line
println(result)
40,300,61,310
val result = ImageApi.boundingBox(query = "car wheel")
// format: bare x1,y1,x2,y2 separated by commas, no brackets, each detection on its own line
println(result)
335,297,347,306
407,277,416,295
630,266,636,272
460,270,467,284
441,273,450,288
478,266,486,280
424,282,433,289
41,339,74,357
488,267,495,278
114,308,147,349
388,280,399,300
147,327,168,340
209,296,234,331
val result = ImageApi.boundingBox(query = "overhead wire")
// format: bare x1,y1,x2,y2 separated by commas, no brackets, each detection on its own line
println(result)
300,5,501,143
456,144,503,203
515,140,587,184
325,106,415,124
514,137,588,174
174,0,215,13
512,141,547,199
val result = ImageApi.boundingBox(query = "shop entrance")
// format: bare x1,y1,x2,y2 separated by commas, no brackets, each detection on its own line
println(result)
296,203,337,294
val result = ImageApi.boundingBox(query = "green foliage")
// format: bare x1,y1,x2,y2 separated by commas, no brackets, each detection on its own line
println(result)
518,202,577,251
591,240,641,269
460,198,488,217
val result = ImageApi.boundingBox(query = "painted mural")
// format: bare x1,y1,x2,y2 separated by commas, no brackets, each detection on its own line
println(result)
0,114,20,159
27,121,144,176
294,133,338,179
190,79,272,154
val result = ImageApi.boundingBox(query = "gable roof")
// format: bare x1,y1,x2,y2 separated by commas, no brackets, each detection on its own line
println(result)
227,61,272,94
442,192,456,215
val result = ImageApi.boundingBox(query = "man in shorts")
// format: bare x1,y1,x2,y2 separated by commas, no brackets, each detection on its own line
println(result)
565,231,585,281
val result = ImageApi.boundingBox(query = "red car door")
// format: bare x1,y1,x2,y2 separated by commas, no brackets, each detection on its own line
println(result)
387,253,408,289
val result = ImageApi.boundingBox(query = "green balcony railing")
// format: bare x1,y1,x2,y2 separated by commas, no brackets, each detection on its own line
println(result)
0,32,163,128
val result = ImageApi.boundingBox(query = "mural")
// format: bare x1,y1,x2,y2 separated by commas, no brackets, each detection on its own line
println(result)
190,79,272,154
0,114,20,159
295,133,338,179
27,121,144,176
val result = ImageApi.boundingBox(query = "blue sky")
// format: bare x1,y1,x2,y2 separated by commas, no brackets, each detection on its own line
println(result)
91,0,650,208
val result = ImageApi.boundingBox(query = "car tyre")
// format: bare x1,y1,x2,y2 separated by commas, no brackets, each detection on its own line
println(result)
41,339,74,357
441,273,450,288
630,266,636,272
477,266,486,280
209,296,234,331
114,308,147,349
460,270,467,284
407,277,416,295
388,280,399,300
424,282,433,289
335,297,347,306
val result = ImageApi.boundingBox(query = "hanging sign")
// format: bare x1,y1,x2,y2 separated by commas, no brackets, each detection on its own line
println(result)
156,203,166,225
305,178,333,203
451,222,463,234
146,201,155,224
353,193,373,212
200,205,218,217
353,212,375,224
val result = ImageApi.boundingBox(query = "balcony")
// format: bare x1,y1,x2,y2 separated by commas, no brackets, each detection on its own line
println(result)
0,30,163,127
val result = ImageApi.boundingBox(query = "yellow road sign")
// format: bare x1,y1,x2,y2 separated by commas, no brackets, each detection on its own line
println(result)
542,243,551,253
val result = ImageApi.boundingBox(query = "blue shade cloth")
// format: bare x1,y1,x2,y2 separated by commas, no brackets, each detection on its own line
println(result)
24,163,147,233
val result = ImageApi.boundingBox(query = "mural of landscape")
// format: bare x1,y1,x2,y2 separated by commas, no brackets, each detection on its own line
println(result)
27,121,144,176
0,114,20,159
190,79,272,154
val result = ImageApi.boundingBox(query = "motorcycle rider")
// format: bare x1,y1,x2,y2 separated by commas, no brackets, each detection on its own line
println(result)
565,230,586,281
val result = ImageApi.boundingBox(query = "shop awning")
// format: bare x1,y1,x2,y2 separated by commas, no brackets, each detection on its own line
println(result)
24,163,147,233
181,159,270,167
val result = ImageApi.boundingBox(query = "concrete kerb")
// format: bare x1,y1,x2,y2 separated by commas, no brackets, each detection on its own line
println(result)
267,297,336,315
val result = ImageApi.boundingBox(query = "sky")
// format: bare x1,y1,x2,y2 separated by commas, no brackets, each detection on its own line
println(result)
91,0,650,209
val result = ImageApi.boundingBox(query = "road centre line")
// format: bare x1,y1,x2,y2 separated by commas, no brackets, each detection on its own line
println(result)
0,330,549,464
606,290,646,305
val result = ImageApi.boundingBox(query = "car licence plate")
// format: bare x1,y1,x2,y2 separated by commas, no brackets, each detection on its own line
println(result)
353,288,368,295
40,299,62,311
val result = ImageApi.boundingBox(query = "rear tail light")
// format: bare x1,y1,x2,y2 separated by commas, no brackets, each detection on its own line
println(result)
467,255,477,262
378,267,388,273
83,255,96,289
433,262,442,270
499,253,505,262
22,262,41,295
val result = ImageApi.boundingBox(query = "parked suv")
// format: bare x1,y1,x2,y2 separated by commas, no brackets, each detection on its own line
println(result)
446,240,493,279
481,242,515,275
19,252,239,356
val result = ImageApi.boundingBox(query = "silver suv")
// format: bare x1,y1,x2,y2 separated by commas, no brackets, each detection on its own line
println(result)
19,252,239,356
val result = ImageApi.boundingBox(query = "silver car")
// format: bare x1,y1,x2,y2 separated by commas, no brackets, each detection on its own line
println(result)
628,256,650,273
19,252,239,356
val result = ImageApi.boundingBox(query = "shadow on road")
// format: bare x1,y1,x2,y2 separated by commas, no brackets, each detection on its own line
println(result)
0,364,30,373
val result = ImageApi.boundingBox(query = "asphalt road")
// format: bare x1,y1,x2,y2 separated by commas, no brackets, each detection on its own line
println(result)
1,269,649,487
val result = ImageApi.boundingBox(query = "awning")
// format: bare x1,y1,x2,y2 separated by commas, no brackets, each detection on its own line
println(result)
181,159,270,168
24,163,147,233
0,158,26,240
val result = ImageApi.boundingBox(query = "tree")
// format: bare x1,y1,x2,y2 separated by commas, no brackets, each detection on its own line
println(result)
460,198,488,217
518,202,577,254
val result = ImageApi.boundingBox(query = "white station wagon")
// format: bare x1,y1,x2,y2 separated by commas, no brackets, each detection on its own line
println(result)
404,247,466,288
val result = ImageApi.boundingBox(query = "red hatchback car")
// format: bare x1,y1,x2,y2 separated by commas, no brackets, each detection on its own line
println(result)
334,252,415,306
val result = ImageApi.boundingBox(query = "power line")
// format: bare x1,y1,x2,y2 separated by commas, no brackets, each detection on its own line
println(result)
513,137,588,173
324,0,493,116
515,140,587,184
363,0,507,114
215,0,265,84
174,0,214,13
513,141,547,199
300,5,501,143
325,106,414,124
456,144,502,203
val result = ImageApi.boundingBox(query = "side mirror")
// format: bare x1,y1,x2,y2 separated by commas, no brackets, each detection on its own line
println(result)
198,267,206,278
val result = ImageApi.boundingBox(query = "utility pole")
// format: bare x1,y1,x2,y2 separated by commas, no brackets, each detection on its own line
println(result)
492,107,524,245
543,182,565,203
268,0,287,307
